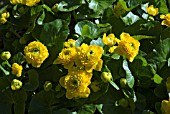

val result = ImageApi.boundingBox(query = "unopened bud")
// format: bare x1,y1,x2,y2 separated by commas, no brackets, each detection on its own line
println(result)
1,51,11,60
101,72,112,83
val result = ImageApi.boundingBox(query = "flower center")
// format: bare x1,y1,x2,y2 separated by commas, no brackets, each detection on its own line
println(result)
71,79,80,88
31,48,40,54
64,50,70,55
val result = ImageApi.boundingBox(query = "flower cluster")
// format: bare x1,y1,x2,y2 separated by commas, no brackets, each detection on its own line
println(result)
54,39,103,72
103,32,140,62
54,39,103,99
10,0,40,6
24,41,49,68
0,12,10,24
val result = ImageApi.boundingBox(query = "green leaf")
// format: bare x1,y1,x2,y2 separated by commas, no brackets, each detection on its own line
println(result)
78,104,96,114
152,74,163,84
121,11,140,25
123,60,134,88
23,69,39,91
148,38,170,70
28,91,61,114
87,0,116,16
38,19,69,46
58,0,83,12
75,20,109,40
158,0,169,14
90,38,104,47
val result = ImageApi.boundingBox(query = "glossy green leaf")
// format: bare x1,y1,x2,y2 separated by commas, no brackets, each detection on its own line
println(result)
58,0,83,12
90,38,104,47
121,11,140,25
87,0,116,15
78,104,96,114
148,38,170,70
123,60,134,88
23,69,39,91
153,74,163,84
38,19,69,46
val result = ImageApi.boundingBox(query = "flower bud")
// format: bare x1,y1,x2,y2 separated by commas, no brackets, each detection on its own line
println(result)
11,79,22,90
119,98,128,108
1,51,11,60
101,72,112,83
120,78,127,88
44,81,52,92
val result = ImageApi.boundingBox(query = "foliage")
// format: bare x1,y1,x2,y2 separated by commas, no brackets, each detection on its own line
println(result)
0,0,170,114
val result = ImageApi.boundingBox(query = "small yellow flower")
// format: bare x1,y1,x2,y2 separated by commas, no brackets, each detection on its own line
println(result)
90,81,101,92
10,0,22,5
24,41,49,68
10,0,40,6
146,5,158,16
114,32,140,62
11,79,22,91
12,63,23,77
53,47,77,69
75,44,103,72
160,14,170,27
22,0,40,6
161,98,170,114
0,12,10,24
59,67,92,99
102,33,118,46
64,39,76,48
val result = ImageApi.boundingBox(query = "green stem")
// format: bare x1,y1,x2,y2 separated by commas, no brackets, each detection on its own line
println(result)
0,64,10,75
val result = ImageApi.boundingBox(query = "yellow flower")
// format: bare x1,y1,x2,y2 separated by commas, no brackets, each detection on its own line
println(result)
10,0,40,6
102,33,118,46
114,32,140,62
12,63,23,77
11,79,22,91
22,0,40,6
75,43,103,72
161,98,170,114
10,0,22,5
24,41,49,68
0,12,10,24
160,14,170,27
146,5,158,16
59,67,92,99
53,47,77,69
64,39,76,48
109,46,118,53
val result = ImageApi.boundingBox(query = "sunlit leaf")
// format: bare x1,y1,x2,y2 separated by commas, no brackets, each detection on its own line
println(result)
123,60,134,88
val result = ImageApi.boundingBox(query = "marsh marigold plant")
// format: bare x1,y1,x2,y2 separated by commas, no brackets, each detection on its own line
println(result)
1,0,170,114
